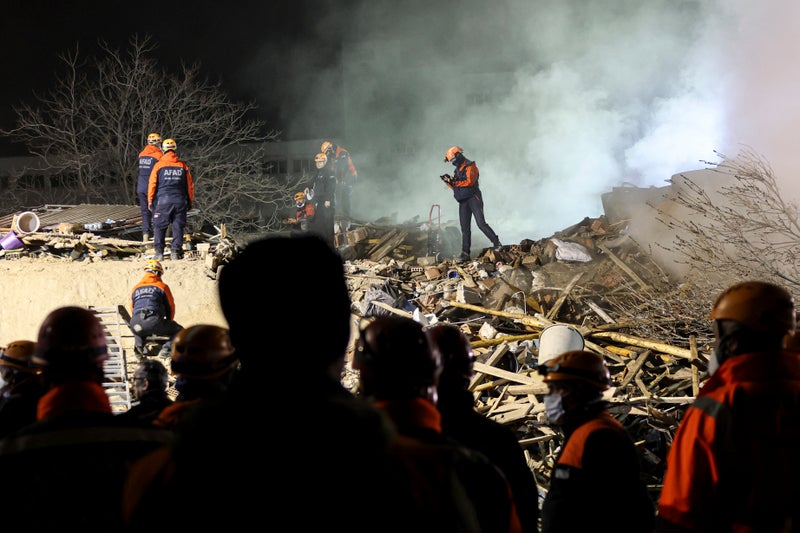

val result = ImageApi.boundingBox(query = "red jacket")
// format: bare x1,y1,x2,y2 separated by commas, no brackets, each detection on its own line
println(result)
656,350,800,531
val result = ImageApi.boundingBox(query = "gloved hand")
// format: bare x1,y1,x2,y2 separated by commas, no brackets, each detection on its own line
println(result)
440,174,453,185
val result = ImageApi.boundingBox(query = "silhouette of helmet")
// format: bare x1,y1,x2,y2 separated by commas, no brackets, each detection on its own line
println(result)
144,259,164,275
0,340,40,373
320,141,334,154
170,325,238,379
162,138,177,152
444,146,464,163
710,281,796,335
354,316,441,394
34,306,108,366
538,350,610,391
314,152,327,169
147,132,162,146
294,191,305,204
426,323,475,381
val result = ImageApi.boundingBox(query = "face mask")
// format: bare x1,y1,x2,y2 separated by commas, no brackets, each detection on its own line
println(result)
544,393,565,424
707,349,720,376
451,156,460,167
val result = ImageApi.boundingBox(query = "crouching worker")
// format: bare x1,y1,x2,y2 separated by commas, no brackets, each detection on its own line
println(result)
129,259,183,357
286,191,315,234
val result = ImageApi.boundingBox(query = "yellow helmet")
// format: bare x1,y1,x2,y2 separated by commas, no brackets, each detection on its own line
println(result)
294,191,305,204
162,138,177,152
147,132,162,146
320,141,334,154
144,259,164,275
0,340,40,372
314,152,328,169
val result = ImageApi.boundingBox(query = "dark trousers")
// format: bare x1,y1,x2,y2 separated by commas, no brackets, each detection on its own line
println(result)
129,311,183,351
138,191,152,236
312,203,336,249
336,184,352,217
152,202,188,255
458,195,500,255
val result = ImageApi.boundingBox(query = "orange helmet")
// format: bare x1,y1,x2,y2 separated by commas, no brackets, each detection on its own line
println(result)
710,281,796,335
354,316,441,396
0,340,40,373
314,152,328,169
147,132,162,146
34,306,109,366
426,323,475,380
538,350,610,391
320,141,334,154
170,325,238,379
294,191,305,204
444,146,464,163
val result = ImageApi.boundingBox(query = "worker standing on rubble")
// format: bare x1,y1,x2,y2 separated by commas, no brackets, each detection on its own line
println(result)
440,146,501,262
427,323,540,533
148,138,194,261
286,191,316,234
321,140,357,218
136,133,163,243
129,260,183,358
306,152,337,249
656,281,800,531
538,350,654,532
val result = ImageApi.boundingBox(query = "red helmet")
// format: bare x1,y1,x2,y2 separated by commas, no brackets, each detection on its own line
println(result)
170,325,238,379
539,350,610,391
426,323,475,380
0,340,40,373
710,281,796,335
34,306,108,366
444,146,464,163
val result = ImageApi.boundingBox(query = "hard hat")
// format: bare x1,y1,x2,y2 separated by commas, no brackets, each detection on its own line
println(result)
0,340,40,372
314,152,327,169
144,259,164,275
170,325,238,379
147,132,162,146
34,306,109,366
538,350,610,391
294,191,305,204
320,141,334,154
354,316,441,392
444,146,464,163
710,281,796,334
426,323,475,380
162,138,177,152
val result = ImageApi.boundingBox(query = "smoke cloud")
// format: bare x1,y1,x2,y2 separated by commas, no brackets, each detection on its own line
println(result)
255,0,800,250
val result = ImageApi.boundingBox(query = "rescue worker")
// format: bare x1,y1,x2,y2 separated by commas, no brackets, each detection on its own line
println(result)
655,280,800,531
286,190,316,233
122,235,408,531
306,152,337,249
147,138,194,261
152,324,238,429
0,340,45,437
129,259,183,358
440,146,501,262
427,323,540,533
355,315,523,532
136,132,163,242
117,359,173,426
0,306,173,530
321,140,357,218
538,349,654,532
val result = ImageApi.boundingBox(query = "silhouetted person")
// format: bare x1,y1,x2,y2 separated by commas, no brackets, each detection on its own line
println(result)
117,359,173,426
0,340,45,437
427,323,540,533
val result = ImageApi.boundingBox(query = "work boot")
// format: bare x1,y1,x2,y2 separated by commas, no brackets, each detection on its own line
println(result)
458,252,470,262
154,252,164,261
171,249,184,260
142,233,150,243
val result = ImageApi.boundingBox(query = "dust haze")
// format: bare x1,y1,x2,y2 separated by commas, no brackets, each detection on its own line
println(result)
263,0,800,250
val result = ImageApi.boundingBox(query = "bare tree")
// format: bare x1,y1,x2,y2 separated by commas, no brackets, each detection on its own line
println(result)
1,34,305,234
653,146,800,293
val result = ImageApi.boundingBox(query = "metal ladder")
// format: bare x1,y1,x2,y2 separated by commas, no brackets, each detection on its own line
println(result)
90,306,132,413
